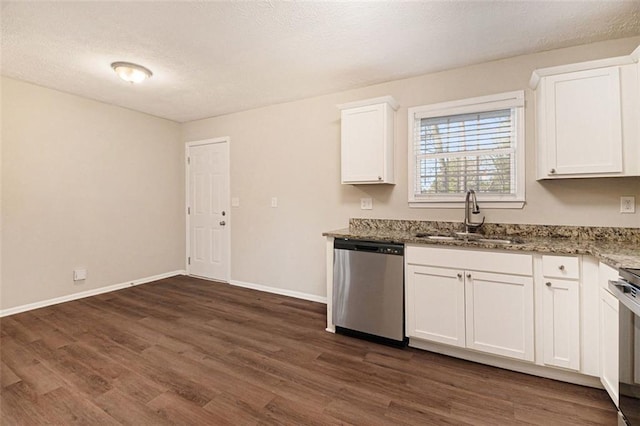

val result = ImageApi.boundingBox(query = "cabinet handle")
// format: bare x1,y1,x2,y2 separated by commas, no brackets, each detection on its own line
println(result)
466,273,472,279
457,273,462,279
377,176,382,181
219,221,226,226
550,168,556,174
546,281,552,287
558,265,565,271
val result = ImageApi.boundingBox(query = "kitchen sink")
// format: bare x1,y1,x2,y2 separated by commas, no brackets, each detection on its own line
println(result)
414,233,456,241
455,231,482,239
477,238,524,245
415,232,524,245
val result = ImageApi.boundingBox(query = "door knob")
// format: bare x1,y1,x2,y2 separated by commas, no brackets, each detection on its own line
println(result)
466,273,472,279
457,273,462,279
219,221,226,226
546,282,552,287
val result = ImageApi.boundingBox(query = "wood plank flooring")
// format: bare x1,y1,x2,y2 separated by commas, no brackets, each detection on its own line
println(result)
1,275,617,425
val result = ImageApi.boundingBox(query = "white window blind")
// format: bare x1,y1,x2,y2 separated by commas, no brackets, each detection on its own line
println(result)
408,91,525,207
415,109,515,196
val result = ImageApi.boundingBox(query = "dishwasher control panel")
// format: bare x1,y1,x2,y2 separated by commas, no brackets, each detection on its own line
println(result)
334,238,404,256
381,247,402,255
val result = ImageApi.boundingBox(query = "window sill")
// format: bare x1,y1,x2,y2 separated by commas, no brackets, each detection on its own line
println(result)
409,201,525,209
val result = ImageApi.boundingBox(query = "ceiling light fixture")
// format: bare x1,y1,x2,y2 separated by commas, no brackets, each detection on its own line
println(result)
111,61,153,83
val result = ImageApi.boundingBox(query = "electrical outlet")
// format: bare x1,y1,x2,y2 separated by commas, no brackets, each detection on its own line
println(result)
271,197,278,208
73,268,87,281
620,196,636,214
231,197,240,207
360,198,373,210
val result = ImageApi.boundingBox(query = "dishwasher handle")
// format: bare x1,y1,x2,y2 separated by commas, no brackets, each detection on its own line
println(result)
353,244,380,252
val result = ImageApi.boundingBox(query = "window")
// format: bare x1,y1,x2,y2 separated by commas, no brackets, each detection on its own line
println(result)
408,91,525,208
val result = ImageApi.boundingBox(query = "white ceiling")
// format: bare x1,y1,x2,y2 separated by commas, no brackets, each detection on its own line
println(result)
2,1,639,123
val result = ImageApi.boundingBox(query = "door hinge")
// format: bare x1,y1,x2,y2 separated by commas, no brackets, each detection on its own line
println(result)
187,156,191,165
188,257,191,265
187,206,191,215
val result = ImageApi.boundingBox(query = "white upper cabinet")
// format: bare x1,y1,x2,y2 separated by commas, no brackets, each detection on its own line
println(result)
531,48,640,179
542,67,622,176
338,96,398,184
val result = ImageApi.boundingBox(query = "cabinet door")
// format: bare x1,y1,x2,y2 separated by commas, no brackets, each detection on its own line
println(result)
341,104,385,183
406,265,465,347
465,271,534,361
542,278,580,370
600,287,619,406
543,67,623,176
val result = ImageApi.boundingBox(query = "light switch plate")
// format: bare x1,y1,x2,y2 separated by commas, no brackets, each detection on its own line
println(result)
620,196,636,214
360,198,373,210
271,197,278,208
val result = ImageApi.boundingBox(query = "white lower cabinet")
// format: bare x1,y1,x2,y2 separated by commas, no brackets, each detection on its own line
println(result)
406,265,465,347
600,288,619,406
405,246,619,395
465,271,534,361
541,278,580,370
537,254,582,371
406,246,534,362
599,262,620,406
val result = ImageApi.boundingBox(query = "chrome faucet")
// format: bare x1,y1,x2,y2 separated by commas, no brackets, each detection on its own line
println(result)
464,189,485,233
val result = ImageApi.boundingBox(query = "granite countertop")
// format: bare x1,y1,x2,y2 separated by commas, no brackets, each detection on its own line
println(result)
323,219,640,270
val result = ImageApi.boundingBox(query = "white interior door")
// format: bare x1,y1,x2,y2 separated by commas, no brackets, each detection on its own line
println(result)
187,139,230,281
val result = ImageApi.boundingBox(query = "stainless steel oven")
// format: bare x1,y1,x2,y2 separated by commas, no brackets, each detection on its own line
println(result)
610,268,640,426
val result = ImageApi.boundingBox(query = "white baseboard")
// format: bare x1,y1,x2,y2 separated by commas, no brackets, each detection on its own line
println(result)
0,270,187,318
409,338,603,389
229,279,327,304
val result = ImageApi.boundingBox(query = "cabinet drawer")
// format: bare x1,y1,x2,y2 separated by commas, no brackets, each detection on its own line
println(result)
406,245,532,276
542,255,579,279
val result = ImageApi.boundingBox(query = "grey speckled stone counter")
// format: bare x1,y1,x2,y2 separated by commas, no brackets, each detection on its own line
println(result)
323,219,640,270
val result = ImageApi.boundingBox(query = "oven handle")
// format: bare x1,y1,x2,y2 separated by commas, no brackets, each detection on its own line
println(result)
610,279,635,294
609,279,640,318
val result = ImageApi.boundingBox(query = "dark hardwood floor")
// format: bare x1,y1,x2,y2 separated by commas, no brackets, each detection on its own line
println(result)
1,275,617,425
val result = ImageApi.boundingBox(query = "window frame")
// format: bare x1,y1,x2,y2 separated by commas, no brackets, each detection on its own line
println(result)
407,90,526,209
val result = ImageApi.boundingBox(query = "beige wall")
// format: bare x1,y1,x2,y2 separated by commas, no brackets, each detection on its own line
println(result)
2,37,639,309
182,37,640,299
1,77,185,310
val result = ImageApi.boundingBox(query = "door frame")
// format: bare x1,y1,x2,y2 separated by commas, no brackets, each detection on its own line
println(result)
185,137,231,282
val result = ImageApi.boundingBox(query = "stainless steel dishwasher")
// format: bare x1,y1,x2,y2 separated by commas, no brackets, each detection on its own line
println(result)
333,238,406,346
